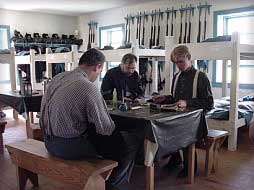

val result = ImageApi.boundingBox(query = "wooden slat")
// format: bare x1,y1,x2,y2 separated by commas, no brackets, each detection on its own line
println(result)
207,129,229,140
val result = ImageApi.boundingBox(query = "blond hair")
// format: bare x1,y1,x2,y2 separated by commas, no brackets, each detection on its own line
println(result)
170,45,191,63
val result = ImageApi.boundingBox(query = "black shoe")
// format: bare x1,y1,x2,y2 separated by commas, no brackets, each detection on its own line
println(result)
177,169,188,178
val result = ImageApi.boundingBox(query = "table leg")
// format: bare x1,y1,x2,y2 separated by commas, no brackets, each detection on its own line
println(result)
187,143,195,184
144,139,154,190
29,112,34,124
146,165,154,190
13,110,18,120
205,142,214,176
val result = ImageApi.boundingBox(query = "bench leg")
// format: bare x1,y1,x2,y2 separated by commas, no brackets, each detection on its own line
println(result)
205,142,214,176
212,141,220,173
16,166,39,190
212,137,227,173
83,175,105,190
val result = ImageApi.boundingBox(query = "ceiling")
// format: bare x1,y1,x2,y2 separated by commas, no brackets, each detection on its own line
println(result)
0,0,156,16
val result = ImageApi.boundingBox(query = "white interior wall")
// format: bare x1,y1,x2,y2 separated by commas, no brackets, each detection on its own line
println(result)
0,9,78,37
78,0,254,97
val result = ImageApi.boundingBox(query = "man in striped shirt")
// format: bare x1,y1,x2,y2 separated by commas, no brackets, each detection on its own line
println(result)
40,48,140,190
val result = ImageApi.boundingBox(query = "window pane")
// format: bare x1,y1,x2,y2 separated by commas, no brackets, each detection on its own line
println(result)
228,16,254,44
100,25,124,49
0,64,11,92
0,28,9,49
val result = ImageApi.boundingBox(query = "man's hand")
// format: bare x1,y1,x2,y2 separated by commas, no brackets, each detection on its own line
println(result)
176,100,187,108
152,95,166,104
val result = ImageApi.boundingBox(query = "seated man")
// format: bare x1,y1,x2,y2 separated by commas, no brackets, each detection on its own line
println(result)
40,48,140,190
153,45,214,177
101,53,144,102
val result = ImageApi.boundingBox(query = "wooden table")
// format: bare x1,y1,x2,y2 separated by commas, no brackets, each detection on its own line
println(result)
109,107,207,190
0,91,42,138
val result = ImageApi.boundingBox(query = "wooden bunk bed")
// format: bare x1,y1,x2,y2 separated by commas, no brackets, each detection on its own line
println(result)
165,32,254,151
15,49,46,90
0,48,16,91
101,41,165,95
0,48,18,119
45,45,82,78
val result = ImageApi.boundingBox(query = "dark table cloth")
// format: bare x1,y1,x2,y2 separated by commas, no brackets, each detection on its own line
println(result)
0,91,43,114
109,107,207,162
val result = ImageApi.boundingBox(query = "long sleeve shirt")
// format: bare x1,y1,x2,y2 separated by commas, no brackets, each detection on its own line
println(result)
40,67,115,138
101,66,144,101
165,66,214,112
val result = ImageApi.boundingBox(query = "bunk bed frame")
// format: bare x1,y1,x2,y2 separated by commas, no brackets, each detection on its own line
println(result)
45,45,82,78
15,49,46,90
165,32,254,151
0,48,18,119
101,40,165,95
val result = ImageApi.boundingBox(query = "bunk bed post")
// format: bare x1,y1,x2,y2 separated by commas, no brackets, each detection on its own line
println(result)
228,32,240,151
29,49,37,90
9,48,17,91
45,48,52,79
152,58,158,94
132,39,139,74
222,60,228,97
9,48,18,120
71,45,78,69
165,36,174,95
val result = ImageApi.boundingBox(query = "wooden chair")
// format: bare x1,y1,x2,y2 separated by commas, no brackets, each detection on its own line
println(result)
6,139,118,190
197,129,228,176
0,120,7,154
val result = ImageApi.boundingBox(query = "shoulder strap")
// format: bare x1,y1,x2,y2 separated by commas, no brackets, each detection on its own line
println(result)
192,70,200,98
172,71,181,98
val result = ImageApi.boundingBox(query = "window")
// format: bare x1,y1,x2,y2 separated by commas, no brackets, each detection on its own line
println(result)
99,24,124,80
99,24,125,49
0,25,10,49
0,25,11,88
213,7,254,89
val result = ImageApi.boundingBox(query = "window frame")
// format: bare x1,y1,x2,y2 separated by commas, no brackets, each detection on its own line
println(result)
99,23,125,49
213,6,254,89
0,25,11,49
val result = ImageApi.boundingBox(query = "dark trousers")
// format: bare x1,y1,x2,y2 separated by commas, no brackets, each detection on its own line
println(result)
44,129,141,186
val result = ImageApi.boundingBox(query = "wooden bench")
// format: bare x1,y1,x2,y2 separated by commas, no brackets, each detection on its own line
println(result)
197,129,228,176
6,139,118,190
0,120,7,154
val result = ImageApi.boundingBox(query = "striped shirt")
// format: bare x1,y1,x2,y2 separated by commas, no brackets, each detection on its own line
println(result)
40,67,115,138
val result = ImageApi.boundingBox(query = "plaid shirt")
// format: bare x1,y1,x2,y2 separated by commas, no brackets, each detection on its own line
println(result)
40,67,115,138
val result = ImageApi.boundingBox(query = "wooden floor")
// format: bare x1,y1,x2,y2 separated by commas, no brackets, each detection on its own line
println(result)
0,111,253,190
